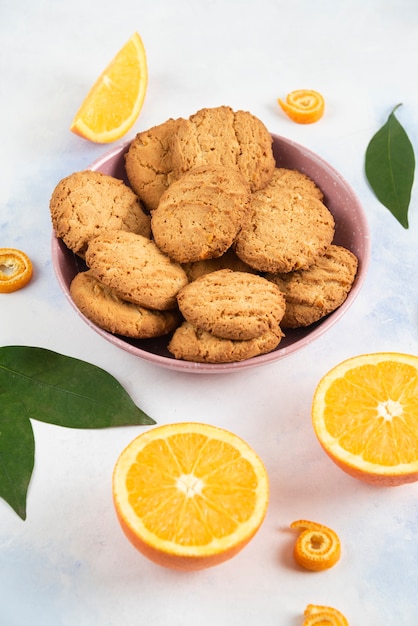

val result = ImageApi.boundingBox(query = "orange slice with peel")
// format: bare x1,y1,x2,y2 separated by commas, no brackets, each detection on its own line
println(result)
278,89,325,124
312,353,418,486
303,604,349,626
0,248,33,293
112,422,269,570
70,32,148,143
291,519,341,571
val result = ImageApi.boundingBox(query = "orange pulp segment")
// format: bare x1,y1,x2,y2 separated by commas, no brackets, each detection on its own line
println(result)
312,353,418,486
291,519,341,571
70,32,148,143
278,89,325,124
0,248,33,293
112,422,269,570
303,604,349,625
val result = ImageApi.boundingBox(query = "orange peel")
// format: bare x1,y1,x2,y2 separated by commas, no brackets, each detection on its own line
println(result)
0,248,33,293
278,89,325,124
290,519,341,571
302,604,349,625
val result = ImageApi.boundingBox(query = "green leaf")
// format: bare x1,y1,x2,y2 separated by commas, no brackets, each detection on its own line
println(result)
0,346,155,428
365,103,415,228
0,405,34,520
0,346,155,520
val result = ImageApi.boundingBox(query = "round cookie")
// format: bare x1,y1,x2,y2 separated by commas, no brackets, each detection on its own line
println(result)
265,245,359,328
50,170,151,257
125,118,183,212
168,321,283,363
170,106,275,192
70,271,181,338
85,230,188,311
182,248,258,282
151,165,251,263
234,170,335,273
176,269,286,341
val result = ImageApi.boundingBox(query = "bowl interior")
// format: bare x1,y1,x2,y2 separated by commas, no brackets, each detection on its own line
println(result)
51,134,370,373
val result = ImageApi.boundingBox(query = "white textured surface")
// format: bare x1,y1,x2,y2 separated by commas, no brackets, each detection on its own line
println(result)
1,1,418,624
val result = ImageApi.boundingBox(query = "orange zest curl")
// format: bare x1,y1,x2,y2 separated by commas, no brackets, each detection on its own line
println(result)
0,248,33,293
302,604,349,626
290,519,341,571
278,89,325,124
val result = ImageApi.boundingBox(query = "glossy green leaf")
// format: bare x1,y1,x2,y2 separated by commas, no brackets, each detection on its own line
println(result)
0,346,155,520
365,104,415,228
0,346,154,428
0,403,35,520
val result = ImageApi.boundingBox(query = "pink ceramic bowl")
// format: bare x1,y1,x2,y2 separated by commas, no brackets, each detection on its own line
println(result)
51,134,370,373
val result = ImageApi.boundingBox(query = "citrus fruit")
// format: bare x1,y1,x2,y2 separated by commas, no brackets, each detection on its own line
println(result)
278,89,325,124
70,32,148,143
112,422,269,570
302,604,349,625
312,353,418,486
0,248,33,293
290,519,341,571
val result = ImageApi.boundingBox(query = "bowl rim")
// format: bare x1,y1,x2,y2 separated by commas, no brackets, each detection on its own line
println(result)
51,133,371,374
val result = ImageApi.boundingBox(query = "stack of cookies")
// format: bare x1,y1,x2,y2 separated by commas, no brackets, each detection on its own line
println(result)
50,105,358,364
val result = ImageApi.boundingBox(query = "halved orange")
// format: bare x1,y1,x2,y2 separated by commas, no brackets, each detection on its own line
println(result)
303,604,349,625
278,89,325,124
290,519,341,571
70,32,148,143
0,248,33,293
112,422,269,570
312,353,418,486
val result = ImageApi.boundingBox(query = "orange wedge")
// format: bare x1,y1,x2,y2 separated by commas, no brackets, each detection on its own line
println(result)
303,604,349,625
312,353,418,486
291,519,341,571
0,248,33,293
70,32,148,143
278,89,325,124
112,422,269,570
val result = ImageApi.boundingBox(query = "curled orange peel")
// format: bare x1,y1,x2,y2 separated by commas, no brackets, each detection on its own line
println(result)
278,89,325,124
0,248,33,293
302,604,349,625
290,519,341,571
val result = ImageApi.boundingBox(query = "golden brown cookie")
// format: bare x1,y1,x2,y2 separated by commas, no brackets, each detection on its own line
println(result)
272,168,324,201
182,248,258,282
168,321,283,363
170,106,275,192
70,270,181,338
265,245,359,328
151,165,251,263
125,118,183,212
50,170,151,257
85,230,188,310
176,269,286,341
234,170,335,273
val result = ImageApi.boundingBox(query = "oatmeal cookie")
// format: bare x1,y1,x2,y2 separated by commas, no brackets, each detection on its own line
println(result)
170,106,275,191
151,164,251,263
125,118,183,211
70,270,181,338
50,170,151,257
265,244,359,327
234,169,335,273
168,321,283,363
176,269,286,341
85,230,188,310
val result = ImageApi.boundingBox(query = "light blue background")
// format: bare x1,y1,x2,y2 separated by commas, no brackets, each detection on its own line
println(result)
1,1,418,624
